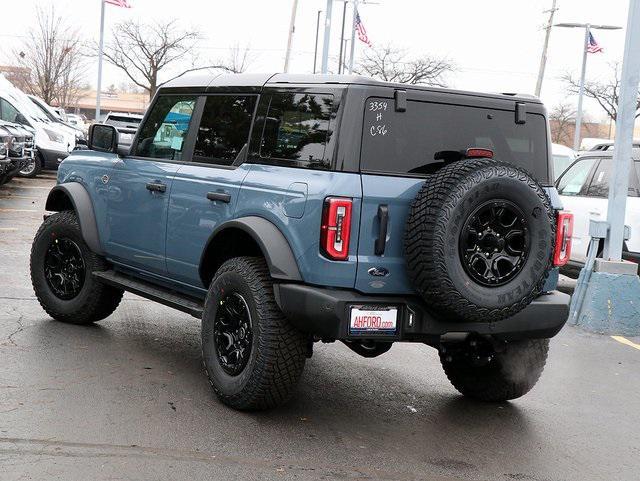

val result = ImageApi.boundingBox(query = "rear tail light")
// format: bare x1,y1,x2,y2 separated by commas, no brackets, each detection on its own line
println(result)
553,211,574,266
320,197,353,261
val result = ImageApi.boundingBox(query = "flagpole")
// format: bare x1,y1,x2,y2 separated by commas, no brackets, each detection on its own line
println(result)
96,0,106,122
573,24,590,151
347,0,358,74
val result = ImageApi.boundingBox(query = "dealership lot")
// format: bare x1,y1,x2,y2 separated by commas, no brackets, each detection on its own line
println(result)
1,175,640,481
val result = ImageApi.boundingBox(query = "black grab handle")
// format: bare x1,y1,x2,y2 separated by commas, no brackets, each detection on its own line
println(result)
206,191,231,203
145,182,166,193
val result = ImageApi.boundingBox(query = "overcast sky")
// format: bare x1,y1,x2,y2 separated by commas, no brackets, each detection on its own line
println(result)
0,0,631,121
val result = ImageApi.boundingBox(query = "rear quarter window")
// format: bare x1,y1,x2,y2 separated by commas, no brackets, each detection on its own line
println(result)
360,98,550,183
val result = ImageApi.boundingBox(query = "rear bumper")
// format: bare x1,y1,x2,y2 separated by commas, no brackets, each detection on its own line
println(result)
273,284,570,343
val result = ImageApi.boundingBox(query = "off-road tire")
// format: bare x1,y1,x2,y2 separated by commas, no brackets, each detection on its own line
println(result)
405,159,555,322
440,339,549,401
30,211,123,324
201,257,306,411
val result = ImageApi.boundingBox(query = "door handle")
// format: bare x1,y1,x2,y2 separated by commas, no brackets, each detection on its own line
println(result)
146,182,166,193
589,211,601,216
207,191,231,203
374,204,389,255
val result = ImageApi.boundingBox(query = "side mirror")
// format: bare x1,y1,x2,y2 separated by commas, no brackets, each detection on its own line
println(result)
88,124,119,153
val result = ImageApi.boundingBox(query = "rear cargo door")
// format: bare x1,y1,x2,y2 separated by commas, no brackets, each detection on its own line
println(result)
355,94,551,295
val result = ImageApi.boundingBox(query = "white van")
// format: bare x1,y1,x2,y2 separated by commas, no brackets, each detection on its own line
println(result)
0,75,75,176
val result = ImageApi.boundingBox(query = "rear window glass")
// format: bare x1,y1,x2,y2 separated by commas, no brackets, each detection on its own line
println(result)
105,115,142,128
259,93,333,166
360,98,549,182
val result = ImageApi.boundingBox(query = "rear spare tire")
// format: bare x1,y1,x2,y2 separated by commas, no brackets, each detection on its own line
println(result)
405,158,554,322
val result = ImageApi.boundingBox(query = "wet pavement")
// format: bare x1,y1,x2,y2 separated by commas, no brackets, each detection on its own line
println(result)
1,174,639,481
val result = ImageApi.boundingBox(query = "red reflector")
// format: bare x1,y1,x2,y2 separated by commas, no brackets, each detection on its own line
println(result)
320,197,353,261
553,211,574,267
465,148,494,159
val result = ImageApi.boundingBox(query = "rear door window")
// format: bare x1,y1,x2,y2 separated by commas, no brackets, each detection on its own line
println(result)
193,95,256,166
360,98,549,182
258,92,333,168
588,158,640,198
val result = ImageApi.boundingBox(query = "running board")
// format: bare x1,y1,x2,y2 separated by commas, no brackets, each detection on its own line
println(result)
93,270,204,318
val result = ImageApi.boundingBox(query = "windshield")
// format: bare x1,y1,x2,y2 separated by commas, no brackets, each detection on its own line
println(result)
30,98,58,122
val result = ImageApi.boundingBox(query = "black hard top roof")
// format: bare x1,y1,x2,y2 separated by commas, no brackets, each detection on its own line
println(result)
160,72,541,104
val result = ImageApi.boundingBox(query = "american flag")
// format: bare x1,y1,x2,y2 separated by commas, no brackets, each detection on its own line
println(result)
355,10,372,47
587,31,603,54
105,0,131,7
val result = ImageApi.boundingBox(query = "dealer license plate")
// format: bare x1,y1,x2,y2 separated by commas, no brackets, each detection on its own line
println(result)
349,306,398,335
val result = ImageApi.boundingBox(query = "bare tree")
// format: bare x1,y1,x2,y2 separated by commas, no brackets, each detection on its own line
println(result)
563,63,640,121
549,102,576,145
220,43,254,74
100,20,201,99
356,44,454,86
13,5,85,107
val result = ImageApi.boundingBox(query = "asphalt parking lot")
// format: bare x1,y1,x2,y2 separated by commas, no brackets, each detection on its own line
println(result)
1,174,639,481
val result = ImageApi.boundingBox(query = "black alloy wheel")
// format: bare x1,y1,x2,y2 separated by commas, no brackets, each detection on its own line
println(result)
44,237,86,300
214,292,253,376
459,200,529,287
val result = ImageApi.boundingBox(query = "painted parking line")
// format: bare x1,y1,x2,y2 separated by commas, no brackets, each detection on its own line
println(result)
0,209,38,213
611,335,640,351
0,227,18,231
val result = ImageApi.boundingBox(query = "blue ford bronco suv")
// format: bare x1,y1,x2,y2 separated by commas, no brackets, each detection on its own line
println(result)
30,73,572,410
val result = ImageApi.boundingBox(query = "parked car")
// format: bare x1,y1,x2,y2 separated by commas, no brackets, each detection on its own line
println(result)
0,75,75,177
556,150,640,275
32,73,571,410
103,112,143,150
0,120,36,184
551,143,576,180
589,140,640,152
66,113,85,130
27,95,87,147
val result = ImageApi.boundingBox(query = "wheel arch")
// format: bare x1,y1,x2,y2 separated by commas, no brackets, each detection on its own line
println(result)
199,216,302,287
45,183,103,255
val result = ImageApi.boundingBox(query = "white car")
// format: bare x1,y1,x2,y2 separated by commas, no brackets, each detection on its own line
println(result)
551,143,576,181
556,150,640,274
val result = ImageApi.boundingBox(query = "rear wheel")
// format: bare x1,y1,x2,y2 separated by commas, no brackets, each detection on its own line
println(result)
30,211,123,324
201,257,306,410
439,338,549,401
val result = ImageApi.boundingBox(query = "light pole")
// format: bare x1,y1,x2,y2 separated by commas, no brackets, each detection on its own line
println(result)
555,22,622,151
313,10,322,74
320,0,333,74
283,0,299,73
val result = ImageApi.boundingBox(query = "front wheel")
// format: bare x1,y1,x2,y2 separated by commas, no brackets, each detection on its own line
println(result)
30,211,123,324
439,338,549,402
201,257,306,410
18,155,42,178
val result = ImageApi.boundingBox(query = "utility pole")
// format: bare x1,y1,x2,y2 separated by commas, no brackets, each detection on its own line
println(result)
320,0,333,74
556,22,622,151
96,0,106,121
534,0,558,97
348,0,359,74
313,10,322,74
283,0,299,73
338,1,348,74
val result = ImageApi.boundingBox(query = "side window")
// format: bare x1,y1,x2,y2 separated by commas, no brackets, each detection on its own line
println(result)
0,98,21,124
589,159,640,198
259,93,333,167
556,158,598,196
133,96,197,160
193,95,256,166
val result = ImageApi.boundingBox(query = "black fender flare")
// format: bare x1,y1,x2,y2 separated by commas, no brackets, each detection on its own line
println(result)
45,183,103,255
200,216,302,282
